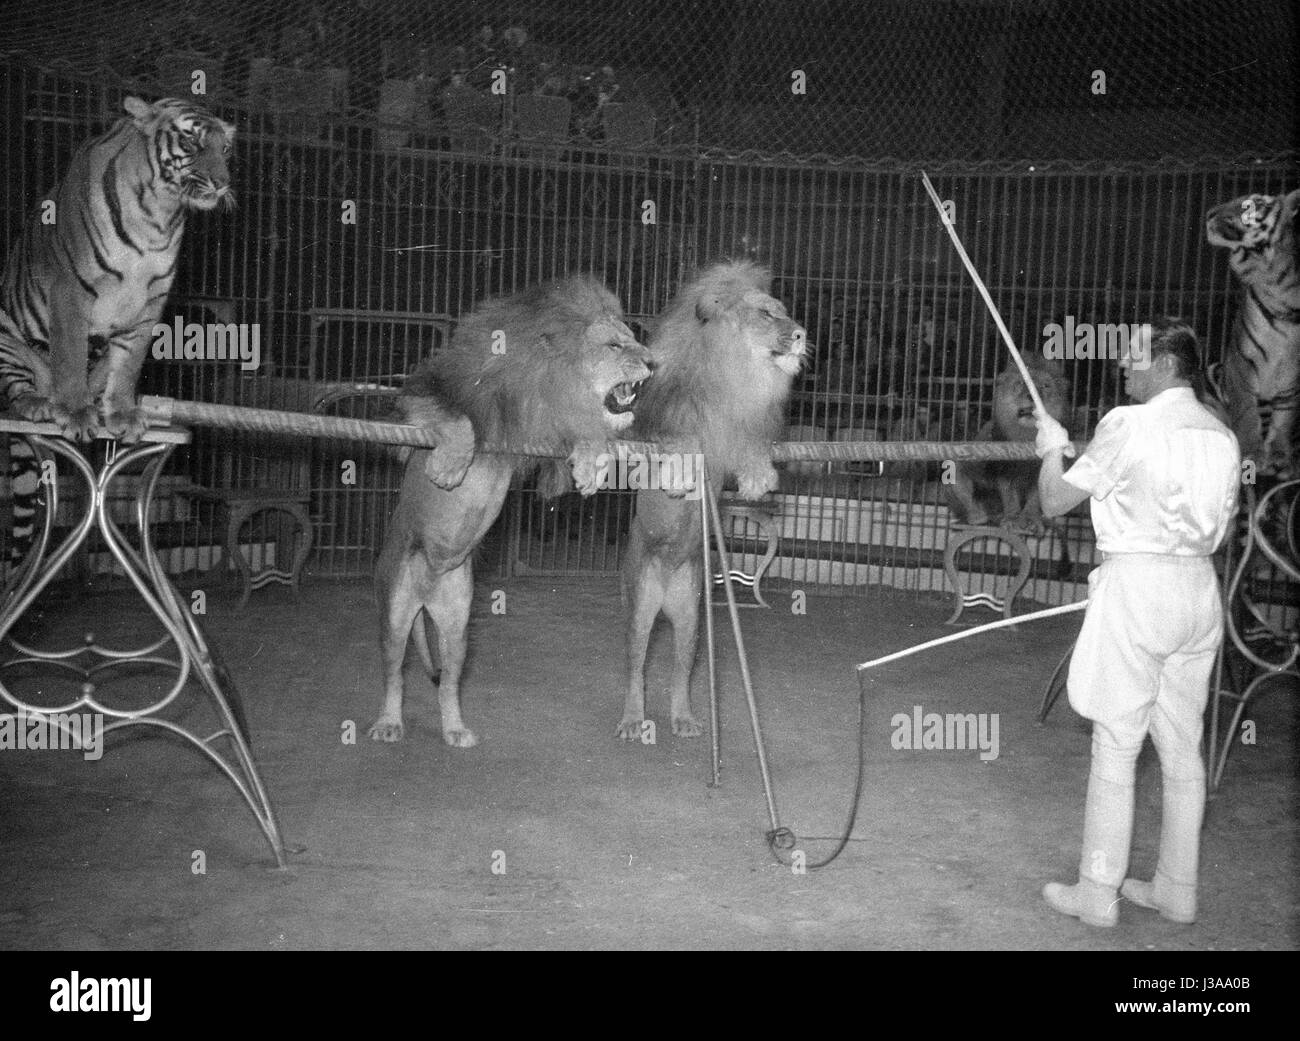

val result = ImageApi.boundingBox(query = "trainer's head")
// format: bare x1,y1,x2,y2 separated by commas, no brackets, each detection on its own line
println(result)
1120,317,1198,403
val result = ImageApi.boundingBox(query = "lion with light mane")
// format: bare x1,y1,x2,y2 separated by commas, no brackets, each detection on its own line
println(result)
619,260,805,739
372,276,651,746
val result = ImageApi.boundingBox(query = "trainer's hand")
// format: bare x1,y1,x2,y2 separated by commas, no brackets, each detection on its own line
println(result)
1033,411,1075,459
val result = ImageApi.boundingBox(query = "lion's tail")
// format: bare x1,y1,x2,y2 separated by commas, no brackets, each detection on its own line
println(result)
411,610,439,678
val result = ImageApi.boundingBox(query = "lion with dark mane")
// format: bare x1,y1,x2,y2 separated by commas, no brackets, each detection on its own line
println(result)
944,354,1073,532
372,276,651,746
618,260,805,739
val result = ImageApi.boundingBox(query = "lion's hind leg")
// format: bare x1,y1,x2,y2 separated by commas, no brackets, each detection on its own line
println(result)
619,529,663,741
423,560,478,748
660,559,704,737
371,545,426,743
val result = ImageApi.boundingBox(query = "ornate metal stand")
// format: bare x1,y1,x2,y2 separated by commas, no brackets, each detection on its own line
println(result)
943,523,1033,624
186,487,315,610
0,419,286,866
1208,478,1300,790
711,498,779,609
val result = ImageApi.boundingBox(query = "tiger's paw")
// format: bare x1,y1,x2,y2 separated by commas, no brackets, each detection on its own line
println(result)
671,713,704,738
101,402,149,443
49,397,100,441
7,393,54,423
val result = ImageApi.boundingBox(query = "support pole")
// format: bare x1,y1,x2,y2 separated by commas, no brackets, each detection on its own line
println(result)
705,481,781,835
700,464,721,788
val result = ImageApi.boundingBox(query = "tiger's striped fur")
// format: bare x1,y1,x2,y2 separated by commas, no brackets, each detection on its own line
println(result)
1,95,235,569
1206,189,1300,478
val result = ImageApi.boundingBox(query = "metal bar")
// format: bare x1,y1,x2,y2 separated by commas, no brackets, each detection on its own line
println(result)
705,479,779,834
136,397,1071,460
701,464,720,788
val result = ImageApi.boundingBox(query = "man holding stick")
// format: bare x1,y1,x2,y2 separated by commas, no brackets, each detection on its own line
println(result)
1034,317,1240,927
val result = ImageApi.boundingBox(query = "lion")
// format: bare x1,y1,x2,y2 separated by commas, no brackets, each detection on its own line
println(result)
371,276,652,746
944,354,1072,532
618,261,806,740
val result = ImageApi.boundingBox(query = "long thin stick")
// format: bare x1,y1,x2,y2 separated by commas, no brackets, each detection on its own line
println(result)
706,480,781,834
919,171,1047,418
856,599,1089,672
700,462,721,788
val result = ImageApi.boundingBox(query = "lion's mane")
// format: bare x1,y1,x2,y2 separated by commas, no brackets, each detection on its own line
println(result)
630,260,790,478
402,275,628,458
989,357,1071,442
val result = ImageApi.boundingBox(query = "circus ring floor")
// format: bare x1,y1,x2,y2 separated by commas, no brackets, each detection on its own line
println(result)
1,576,1294,951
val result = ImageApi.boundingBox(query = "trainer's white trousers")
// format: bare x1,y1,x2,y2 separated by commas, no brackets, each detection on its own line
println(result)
1066,553,1223,888
1070,553,1223,746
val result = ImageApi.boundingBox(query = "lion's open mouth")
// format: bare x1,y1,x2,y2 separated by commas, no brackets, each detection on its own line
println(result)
604,377,647,416
771,349,803,376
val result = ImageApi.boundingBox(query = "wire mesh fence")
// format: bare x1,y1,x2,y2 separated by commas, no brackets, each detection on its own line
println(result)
0,27,1295,611
1,0,1295,161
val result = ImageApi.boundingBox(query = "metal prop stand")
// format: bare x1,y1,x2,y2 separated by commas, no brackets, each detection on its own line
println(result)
700,464,722,789
700,475,787,840
1208,478,1300,790
0,419,287,867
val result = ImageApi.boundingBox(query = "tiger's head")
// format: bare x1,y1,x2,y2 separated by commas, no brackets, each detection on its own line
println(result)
124,96,236,212
1206,190,1300,280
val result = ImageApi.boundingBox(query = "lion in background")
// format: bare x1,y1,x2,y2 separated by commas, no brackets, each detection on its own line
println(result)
944,354,1073,531
619,260,805,739
372,276,652,746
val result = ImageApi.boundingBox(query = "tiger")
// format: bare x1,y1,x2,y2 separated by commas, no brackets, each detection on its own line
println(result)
1,95,235,570
1205,189,1300,479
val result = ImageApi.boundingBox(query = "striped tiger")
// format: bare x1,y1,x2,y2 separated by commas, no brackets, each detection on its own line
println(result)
1,96,234,569
1205,189,1300,478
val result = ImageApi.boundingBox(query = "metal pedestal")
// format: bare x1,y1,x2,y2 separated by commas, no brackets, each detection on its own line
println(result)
0,419,286,866
1208,479,1299,790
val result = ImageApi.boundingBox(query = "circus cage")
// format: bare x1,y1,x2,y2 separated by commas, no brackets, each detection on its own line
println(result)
0,0,1296,956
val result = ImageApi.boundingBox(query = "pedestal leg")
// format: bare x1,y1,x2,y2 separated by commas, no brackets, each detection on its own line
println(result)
0,429,287,866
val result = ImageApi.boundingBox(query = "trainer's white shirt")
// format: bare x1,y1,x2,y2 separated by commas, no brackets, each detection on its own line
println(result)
1063,387,1240,555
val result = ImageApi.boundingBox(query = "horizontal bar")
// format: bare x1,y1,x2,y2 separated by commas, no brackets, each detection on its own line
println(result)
137,395,1075,462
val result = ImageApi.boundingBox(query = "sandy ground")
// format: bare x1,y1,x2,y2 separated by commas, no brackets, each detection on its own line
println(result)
0,575,1295,950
